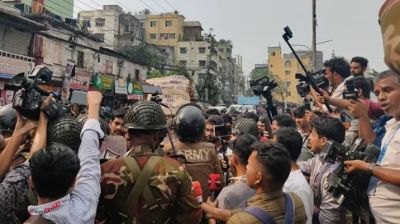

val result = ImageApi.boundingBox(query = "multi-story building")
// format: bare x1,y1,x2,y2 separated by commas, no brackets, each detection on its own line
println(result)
77,5,144,50
267,46,323,104
145,12,185,47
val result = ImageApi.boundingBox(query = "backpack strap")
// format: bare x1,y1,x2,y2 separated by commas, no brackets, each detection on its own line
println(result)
284,193,295,224
118,156,161,222
242,206,277,224
241,193,295,224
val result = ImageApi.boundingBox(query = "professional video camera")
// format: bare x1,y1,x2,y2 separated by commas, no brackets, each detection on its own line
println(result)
282,26,333,112
326,138,380,210
249,76,278,121
342,79,359,100
295,69,329,97
12,65,66,120
249,76,278,98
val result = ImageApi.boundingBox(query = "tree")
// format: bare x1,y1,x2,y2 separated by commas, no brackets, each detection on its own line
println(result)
119,45,166,69
249,66,272,81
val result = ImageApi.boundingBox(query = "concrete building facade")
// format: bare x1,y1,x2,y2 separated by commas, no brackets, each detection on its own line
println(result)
78,5,144,50
145,12,185,47
268,46,323,104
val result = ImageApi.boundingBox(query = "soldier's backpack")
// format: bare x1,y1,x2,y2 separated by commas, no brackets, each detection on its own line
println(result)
24,215,55,224
242,193,295,224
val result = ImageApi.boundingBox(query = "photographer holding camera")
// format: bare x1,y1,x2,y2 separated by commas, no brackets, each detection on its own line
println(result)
345,70,400,223
313,57,351,113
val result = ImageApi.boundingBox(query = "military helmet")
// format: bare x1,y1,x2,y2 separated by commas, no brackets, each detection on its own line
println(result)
174,104,205,141
47,117,82,153
76,113,109,135
0,104,17,134
232,118,259,139
124,101,166,130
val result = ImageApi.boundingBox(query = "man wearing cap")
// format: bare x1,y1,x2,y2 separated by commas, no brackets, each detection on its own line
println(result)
96,101,202,224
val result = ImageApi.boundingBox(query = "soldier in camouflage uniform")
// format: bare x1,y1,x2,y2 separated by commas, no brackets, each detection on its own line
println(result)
96,101,202,224
165,104,223,201
380,0,400,75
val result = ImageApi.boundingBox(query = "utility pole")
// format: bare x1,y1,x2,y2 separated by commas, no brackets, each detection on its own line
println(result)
312,0,317,72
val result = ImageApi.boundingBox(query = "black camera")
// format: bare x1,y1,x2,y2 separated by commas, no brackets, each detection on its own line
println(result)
295,69,329,97
342,80,359,100
327,138,380,210
249,76,278,98
12,65,66,120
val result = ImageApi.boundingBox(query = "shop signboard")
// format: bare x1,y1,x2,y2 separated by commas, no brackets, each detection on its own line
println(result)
93,73,113,90
115,79,127,94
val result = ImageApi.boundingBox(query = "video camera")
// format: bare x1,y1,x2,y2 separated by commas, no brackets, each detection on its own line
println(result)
295,69,329,97
282,26,333,113
249,76,278,98
326,138,380,210
342,79,359,100
249,76,278,121
12,65,66,120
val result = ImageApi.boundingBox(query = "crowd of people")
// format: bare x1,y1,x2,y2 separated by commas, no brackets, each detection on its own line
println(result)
0,0,400,224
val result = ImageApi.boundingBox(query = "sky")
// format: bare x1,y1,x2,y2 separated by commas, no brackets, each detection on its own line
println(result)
74,0,387,77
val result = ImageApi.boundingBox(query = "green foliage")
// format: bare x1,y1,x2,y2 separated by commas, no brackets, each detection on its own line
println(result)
250,67,272,80
119,45,166,68
196,73,220,105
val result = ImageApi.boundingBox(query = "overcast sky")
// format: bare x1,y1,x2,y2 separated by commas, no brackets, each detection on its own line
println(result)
75,0,387,77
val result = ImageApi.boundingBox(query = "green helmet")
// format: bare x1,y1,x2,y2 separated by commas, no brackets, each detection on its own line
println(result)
232,118,259,139
124,101,166,130
47,117,82,153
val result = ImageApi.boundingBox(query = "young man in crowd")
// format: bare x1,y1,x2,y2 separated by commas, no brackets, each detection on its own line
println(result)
215,134,257,210
274,127,314,224
227,142,306,223
27,92,104,223
300,115,347,224
108,109,126,136
270,114,296,135
292,106,314,161
350,56,368,76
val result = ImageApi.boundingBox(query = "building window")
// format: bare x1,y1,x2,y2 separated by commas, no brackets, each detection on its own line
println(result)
168,33,175,39
150,33,157,39
199,60,206,67
285,60,291,68
179,60,187,66
160,33,168,40
285,70,291,75
93,33,105,42
180,47,187,54
271,52,276,56
77,51,84,68
135,69,140,81
106,60,113,74
95,18,105,27
199,47,206,54
270,64,273,68
165,20,172,27
150,21,157,27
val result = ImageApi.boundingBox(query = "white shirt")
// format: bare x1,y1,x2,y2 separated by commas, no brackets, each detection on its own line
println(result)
369,118,400,224
323,76,352,113
283,169,314,224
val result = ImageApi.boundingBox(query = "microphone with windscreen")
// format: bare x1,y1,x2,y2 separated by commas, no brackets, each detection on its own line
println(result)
192,181,203,204
208,173,222,201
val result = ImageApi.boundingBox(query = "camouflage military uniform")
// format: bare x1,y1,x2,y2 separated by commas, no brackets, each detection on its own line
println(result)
96,144,202,224
166,140,223,201
227,191,307,224
380,0,400,74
